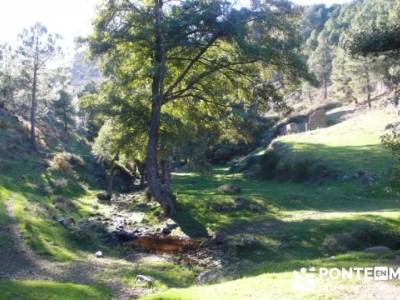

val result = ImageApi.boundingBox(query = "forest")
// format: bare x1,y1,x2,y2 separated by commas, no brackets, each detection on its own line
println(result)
0,0,400,299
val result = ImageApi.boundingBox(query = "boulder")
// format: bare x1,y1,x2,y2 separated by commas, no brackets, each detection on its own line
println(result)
307,109,327,131
95,251,103,258
363,246,392,254
217,184,241,194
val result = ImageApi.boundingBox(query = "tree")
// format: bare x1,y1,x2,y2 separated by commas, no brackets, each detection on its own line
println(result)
92,121,123,199
0,44,19,110
17,23,60,149
331,47,356,103
308,32,332,100
89,0,312,216
54,89,75,131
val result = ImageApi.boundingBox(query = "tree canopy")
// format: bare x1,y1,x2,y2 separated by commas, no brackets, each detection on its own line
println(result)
88,0,314,216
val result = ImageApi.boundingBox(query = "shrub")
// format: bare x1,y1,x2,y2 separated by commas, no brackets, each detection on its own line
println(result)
50,152,85,175
322,222,400,255
50,153,74,175
257,150,281,179
49,178,69,193
381,130,400,188
322,233,360,255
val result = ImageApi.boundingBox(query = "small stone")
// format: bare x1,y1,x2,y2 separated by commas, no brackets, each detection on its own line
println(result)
136,274,155,284
95,251,103,258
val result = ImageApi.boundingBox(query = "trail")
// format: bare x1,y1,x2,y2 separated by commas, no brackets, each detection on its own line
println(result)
0,196,153,299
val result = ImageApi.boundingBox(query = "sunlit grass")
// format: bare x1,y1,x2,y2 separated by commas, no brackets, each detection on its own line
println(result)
0,280,110,300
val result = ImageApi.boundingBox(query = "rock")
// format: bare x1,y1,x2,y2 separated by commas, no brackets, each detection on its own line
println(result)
95,251,103,258
363,246,392,254
307,109,327,131
217,184,241,194
211,231,225,245
97,192,111,202
136,274,155,284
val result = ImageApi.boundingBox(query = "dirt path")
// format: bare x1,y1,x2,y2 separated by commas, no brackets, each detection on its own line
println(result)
0,197,153,299
0,198,48,280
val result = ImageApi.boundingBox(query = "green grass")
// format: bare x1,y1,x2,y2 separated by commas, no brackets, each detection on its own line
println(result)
144,109,400,299
0,280,110,300
276,109,396,174
122,259,202,290
1,107,400,299
0,117,107,261
143,169,400,299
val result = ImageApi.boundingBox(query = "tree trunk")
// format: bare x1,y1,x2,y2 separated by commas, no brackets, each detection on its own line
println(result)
160,156,172,190
134,159,146,187
107,168,115,199
323,79,328,100
366,70,371,108
63,108,68,131
145,0,176,217
30,64,38,150
145,102,176,216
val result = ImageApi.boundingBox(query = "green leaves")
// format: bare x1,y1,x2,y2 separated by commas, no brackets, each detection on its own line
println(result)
87,0,313,167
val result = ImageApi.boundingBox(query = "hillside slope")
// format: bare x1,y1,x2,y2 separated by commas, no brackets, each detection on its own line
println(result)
275,108,397,175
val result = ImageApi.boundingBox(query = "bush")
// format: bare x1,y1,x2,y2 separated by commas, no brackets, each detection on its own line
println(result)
50,152,85,175
322,233,361,255
257,150,281,179
381,130,400,188
322,222,400,255
49,178,69,193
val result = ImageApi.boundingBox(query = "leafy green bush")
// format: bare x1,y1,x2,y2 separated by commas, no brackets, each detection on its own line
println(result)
381,130,400,187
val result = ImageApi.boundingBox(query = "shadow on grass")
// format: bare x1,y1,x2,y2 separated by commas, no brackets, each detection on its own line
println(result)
172,203,209,238
217,215,400,280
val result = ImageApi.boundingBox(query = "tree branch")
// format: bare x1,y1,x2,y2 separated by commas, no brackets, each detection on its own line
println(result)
163,34,219,100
